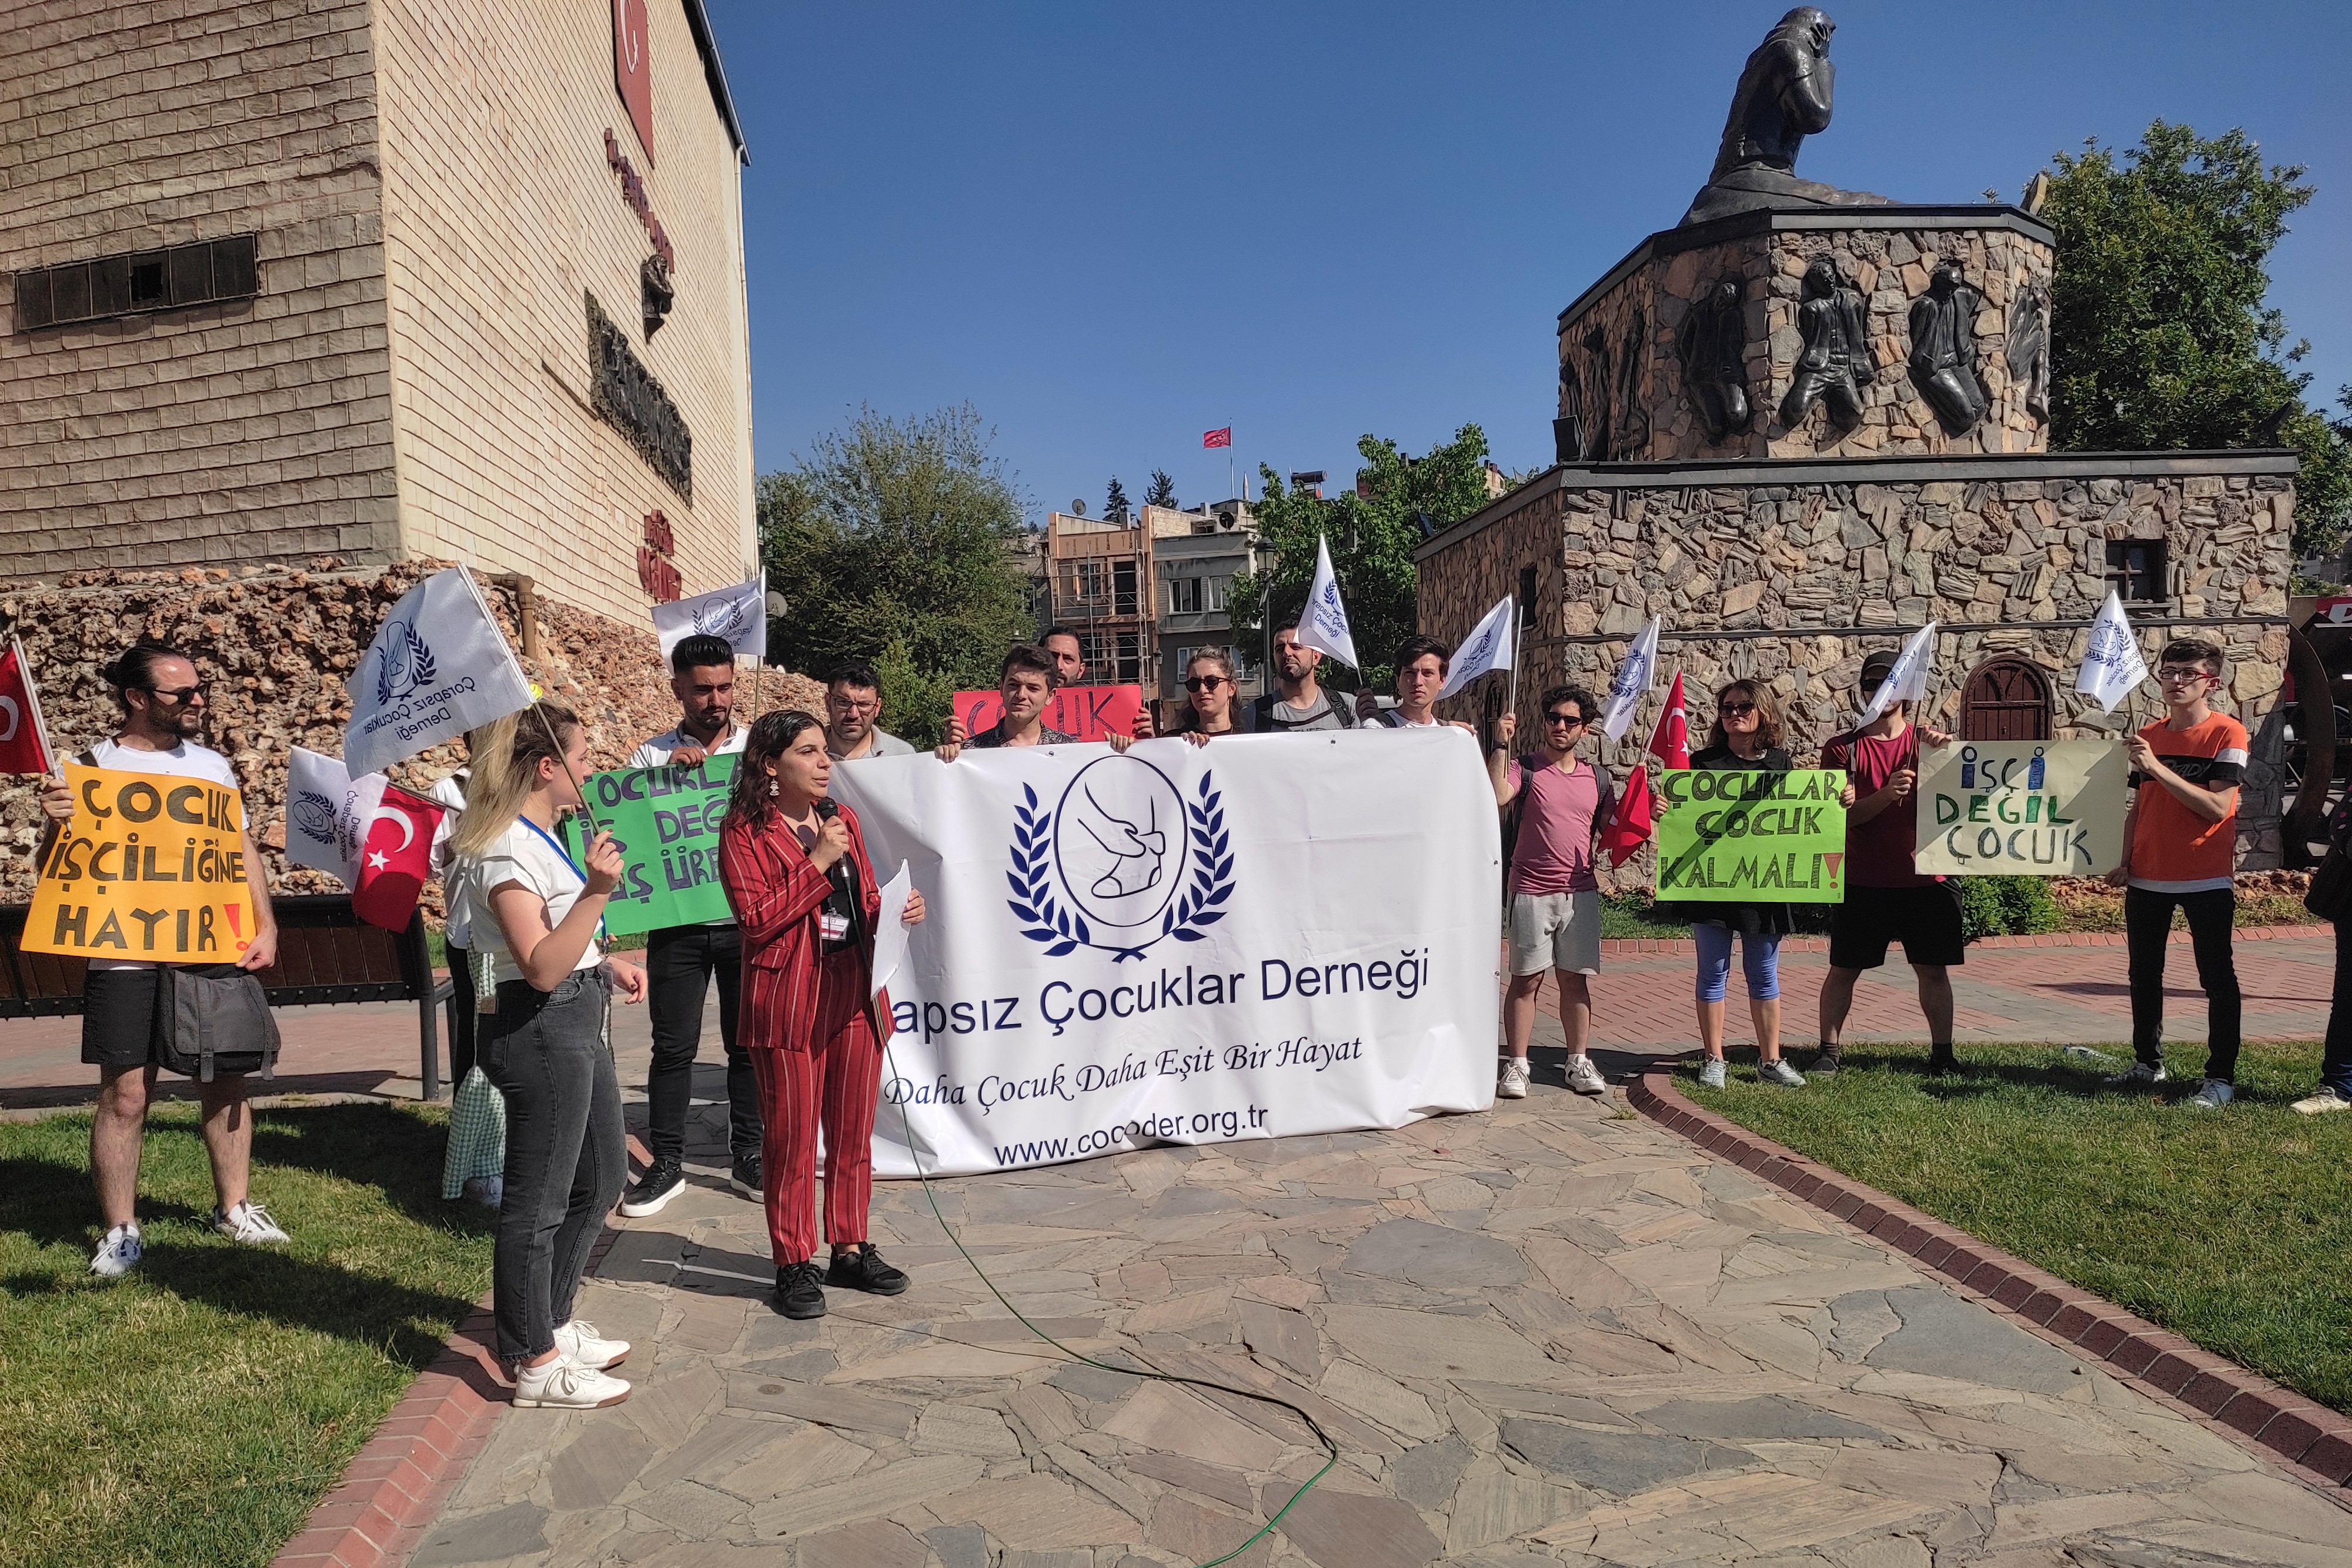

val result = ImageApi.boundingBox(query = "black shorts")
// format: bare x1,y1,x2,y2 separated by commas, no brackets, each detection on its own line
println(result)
80,964,251,1073
1828,881,1965,970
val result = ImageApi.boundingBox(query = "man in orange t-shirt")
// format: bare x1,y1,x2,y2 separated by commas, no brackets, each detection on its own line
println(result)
2106,638,2247,1108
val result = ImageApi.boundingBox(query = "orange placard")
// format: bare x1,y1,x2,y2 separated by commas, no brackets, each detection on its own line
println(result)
23,764,258,960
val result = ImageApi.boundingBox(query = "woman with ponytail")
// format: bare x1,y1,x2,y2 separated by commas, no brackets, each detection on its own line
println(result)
451,701,647,1408
719,708,926,1320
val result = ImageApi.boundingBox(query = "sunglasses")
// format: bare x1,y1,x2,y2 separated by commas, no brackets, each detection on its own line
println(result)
1719,701,1757,717
144,684,209,704
1545,712,1587,728
1185,675,1228,692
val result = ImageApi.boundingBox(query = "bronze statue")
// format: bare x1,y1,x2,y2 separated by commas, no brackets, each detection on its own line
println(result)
1676,279,1753,443
1613,309,1652,459
2006,283,2051,424
1779,257,1872,434
1908,262,1988,436
1681,8,1892,226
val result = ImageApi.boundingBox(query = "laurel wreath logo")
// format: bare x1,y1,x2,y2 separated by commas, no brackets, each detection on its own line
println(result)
374,620,439,706
1006,773,1235,962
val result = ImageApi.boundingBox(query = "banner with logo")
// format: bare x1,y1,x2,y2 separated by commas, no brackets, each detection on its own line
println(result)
562,755,739,936
1654,769,1849,902
651,574,766,661
828,730,1500,1176
1914,740,2126,877
25,764,259,960
345,566,535,777
952,684,1144,745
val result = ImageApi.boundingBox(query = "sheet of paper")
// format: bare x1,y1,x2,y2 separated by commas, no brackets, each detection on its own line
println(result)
870,860,911,998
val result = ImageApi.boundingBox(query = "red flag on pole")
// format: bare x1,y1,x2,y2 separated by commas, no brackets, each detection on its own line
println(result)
1202,426,1231,449
350,784,445,931
1600,671,1689,866
0,638,56,775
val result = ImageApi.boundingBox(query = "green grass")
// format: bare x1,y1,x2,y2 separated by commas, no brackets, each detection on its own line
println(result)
1688,1039,2352,1413
0,1104,495,1568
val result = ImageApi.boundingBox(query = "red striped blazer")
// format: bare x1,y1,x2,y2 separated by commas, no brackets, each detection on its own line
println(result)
718,802,892,1052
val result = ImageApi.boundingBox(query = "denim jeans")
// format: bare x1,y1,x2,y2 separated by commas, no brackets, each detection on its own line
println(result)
479,967,623,1363
1693,923,1782,1002
643,924,756,1164
2324,917,2352,1098
2124,886,2240,1082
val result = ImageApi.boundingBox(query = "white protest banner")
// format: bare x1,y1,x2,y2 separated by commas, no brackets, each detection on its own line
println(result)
828,730,1500,1176
2074,590,2149,713
652,573,767,662
284,747,360,877
1855,621,1937,728
1436,596,1514,701
1293,534,1359,669
1913,738,2128,877
345,566,534,777
1599,615,1661,742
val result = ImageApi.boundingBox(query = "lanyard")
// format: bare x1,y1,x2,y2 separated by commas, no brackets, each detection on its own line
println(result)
520,814,606,943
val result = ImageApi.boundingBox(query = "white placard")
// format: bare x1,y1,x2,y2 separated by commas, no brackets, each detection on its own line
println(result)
870,860,911,999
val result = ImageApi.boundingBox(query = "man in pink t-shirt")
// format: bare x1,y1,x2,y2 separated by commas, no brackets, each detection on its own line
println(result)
1488,684,1616,1101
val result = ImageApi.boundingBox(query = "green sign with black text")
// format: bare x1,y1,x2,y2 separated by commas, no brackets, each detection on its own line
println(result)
563,755,738,937
1655,768,1849,902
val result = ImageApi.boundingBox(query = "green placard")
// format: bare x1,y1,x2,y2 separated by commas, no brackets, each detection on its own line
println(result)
564,754,738,937
1655,768,1850,902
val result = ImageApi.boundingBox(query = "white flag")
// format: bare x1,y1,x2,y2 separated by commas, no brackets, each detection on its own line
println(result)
1855,621,1939,728
345,566,535,777
1599,615,1662,742
652,573,767,662
1292,534,1359,670
284,747,396,887
1437,596,1515,701
2074,590,2149,714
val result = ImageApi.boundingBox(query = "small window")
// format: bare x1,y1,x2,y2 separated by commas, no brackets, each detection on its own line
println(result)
1115,633,1142,684
1113,561,1139,617
1077,631,1105,675
1205,577,1227,611
14,235,257,332
1170,577,1204,614
2106,540,2167,604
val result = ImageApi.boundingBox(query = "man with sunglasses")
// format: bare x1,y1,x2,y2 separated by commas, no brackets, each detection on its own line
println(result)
1489,686,1616,1099
36,642,285,1278
1251,623,1357,733
2105,639,2249,1109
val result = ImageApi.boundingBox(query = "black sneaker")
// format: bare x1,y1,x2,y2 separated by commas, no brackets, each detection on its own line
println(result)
774,1259,827,1319
827,1243,909,1296
1808,1045,1842,1076
730,1153,763,1200
1927,1047,1959,1077
618,1156,686,1218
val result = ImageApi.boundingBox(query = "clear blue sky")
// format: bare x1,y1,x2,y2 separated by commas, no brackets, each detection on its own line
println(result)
707,1,2349,521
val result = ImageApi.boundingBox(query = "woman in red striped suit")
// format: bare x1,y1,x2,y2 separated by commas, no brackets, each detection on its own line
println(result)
718,710,926,1319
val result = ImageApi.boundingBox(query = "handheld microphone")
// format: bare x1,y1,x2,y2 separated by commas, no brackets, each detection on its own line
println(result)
814,797,838,820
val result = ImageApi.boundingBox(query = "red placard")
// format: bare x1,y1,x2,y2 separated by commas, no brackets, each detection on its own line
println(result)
612,0,654,165
953,685,1144,744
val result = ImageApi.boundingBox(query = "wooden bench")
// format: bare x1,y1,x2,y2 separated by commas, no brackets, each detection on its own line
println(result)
0,894,456,1100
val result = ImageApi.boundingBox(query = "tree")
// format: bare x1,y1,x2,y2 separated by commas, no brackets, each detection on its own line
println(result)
1228,424,1494,691
1144,469,1178,510
2040,121,2351,561
759,404,1034,745
1104,476,1131,523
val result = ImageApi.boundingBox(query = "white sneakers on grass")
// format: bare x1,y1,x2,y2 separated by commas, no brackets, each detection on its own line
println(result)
1699,1058,1727,1089
209,1200,290,1243
551,1319,630,1371
2291,1086,2350,1116
90,1223,143,1278
1757,1059,1807,1088
1496,1058,1530,1099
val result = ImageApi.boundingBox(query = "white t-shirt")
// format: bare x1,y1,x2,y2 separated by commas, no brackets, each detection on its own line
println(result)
626,723,745,927
84,739,242,971
426,771,469,948
461,815,603,988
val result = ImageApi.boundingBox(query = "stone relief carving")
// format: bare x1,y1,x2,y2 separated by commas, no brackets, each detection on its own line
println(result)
1581,325,1613,462
1908,262,1989,436
1681,7,1892,226
1555,358,1588,465
1676,279,1753,443
2006,283,2051,424
1613,309,1651,459
1779,257,1873,433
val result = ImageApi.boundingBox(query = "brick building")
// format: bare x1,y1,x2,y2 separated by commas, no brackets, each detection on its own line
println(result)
0,0,754,624
1041,503,1267,707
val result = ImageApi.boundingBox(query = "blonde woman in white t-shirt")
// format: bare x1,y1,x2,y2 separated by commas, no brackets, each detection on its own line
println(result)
450,701,648,1409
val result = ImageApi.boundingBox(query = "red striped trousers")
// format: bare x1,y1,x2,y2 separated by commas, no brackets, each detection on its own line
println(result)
750,946,881,1265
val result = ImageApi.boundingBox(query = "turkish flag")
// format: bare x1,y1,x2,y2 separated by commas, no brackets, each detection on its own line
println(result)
351,784,445,931
1202,426,1231,449
1600,671,1690,867
0,638,55,774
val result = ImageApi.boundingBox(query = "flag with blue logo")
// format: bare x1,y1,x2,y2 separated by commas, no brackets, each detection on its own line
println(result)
1436,596,1515,701
2073,590,2148,714
1855,621,1939,729
651,573,767,662
1598,615,1662,743
344,566,534,776
1293,534,1359,670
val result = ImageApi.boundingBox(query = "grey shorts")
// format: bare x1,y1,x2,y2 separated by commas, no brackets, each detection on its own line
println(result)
1509,890,1602,977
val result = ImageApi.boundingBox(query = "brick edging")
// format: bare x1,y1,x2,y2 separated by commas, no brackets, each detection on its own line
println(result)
1627,1066,2352,1501
1595,922,2320,959
271,1134,652,1567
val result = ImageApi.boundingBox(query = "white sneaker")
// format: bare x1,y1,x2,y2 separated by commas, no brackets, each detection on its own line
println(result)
1496,1058,1530,1099
209,1200,289,1244
2102,1061,2167,1089
1757,1059,1807,1088
2292,1086,2351,1116
90,1223,142,1278
1565,1055,1608,1096
513,1353,630,1409
2189,1079,2234,1111
1699,1058,1727,1089
552,1319,629,1370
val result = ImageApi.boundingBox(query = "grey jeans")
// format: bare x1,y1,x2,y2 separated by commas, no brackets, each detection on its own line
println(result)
479,967,623,1363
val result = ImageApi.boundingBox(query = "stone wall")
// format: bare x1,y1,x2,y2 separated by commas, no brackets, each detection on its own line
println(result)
1421,453,2298,866
1557,210,2054,464
0,563,820,909
0,0,401,581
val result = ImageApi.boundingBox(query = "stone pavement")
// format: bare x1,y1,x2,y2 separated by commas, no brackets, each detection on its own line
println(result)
402,1071,2351,1568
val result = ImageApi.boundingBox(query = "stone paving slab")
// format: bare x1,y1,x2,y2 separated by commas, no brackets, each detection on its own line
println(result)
405,1071,2351,1567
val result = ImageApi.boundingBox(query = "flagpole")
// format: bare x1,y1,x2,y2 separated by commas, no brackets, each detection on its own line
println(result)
1505,597,1520,717
14,636,54,773
529,700,603,839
